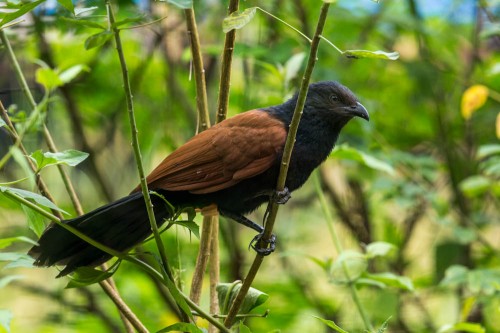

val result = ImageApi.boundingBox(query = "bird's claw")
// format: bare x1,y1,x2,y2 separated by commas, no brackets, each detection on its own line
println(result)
249,233,276,256
273,187,291,205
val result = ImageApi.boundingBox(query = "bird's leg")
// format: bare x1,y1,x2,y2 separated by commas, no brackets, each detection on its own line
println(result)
219,208,276,255
218,209,263,233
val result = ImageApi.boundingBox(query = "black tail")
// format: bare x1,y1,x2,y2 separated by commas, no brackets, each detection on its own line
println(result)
28,192,172,277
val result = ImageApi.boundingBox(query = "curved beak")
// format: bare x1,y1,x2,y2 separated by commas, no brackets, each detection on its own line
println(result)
350,102,369,121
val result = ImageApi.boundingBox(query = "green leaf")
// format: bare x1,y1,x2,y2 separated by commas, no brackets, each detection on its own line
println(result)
477,144,500,159
342,50,400,60
112,16,146,28
84,31,113,50
60,17,106,29
0,275,24,289
57,0,74,14
0,252,34,269
377,317,391,333
29,149,89,170
167,220,200,239
362,272,414,291
330,250,368,284
160,0,192,9
459,175,491,197
0,0,46,27
157,322,204,333
440,265,469,288
217,283,269,314
0,236,37,250
75,6,98,16
222,7,257,33
313,316,349,333
238,322,252,333
330,145,395,175
22,204,48,237
66,263,120,288
0,186,67,214
0,310,13,333
284,52,306,85
0,118,6,128
365,242,396,259
59,65,89,84
438,322,486,333
36,67,63,91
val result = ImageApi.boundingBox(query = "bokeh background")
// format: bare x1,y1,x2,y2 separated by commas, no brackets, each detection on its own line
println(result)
0,0,499,332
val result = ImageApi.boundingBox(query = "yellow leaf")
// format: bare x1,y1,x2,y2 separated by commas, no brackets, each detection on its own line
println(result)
461,85,489,120
496,113,500,139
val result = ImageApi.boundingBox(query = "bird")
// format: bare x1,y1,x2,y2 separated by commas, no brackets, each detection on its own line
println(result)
28,81,369,277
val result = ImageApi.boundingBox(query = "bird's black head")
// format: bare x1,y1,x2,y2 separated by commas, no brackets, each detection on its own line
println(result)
304,81,369,121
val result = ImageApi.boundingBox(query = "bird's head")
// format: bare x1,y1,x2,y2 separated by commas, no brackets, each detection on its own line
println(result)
304,81,369,121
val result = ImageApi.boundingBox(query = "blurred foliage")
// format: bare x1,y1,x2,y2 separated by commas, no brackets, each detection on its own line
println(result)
0,0,500,332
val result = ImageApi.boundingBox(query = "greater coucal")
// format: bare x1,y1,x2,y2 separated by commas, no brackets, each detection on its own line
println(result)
28,81,369,277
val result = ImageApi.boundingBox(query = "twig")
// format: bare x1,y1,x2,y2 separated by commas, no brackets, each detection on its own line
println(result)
184,7,210,133
223,2,332,327
106,1,173,283
99,279,148,333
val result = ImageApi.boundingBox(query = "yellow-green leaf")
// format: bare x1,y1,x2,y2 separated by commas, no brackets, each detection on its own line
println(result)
461,85,489,120
342,50,400,60
222,7,257,33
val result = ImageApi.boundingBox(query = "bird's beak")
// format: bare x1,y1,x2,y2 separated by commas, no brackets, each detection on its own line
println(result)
349,102,369,121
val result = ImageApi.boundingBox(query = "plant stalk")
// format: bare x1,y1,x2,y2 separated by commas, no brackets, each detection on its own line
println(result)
223,2,332,327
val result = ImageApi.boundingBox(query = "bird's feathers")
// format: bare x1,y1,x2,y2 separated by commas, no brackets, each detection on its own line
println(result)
141,110,287,194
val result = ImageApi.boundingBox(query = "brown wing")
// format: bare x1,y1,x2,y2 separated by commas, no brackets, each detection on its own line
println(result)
140,110,286,194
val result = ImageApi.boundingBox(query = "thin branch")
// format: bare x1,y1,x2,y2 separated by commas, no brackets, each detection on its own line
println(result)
184,7,211,132
106,1,173,284
99,279,148,333
224,2,332,327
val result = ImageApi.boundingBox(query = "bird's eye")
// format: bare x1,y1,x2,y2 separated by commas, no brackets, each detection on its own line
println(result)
330,94,339,102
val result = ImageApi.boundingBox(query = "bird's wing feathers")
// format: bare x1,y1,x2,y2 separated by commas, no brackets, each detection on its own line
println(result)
143,110,286,194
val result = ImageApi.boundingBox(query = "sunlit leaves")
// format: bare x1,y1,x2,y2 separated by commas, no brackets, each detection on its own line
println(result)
222,7,257,33
365,241,396,259
0,310,13,333
461,85,489,120
330,145,395,175
362,272,414,291
330,250,367,283
29,149,89,171
161,0,193,9
36,65,89,91
0,0,46,28
438,322,486,333
342,50,400,60
441,265,500,295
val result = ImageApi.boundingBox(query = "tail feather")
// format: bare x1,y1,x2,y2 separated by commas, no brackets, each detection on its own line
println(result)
28,192,172,277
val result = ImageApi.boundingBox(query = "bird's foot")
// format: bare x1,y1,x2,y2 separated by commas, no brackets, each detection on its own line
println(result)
249,232,276,256
273,187,291,205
